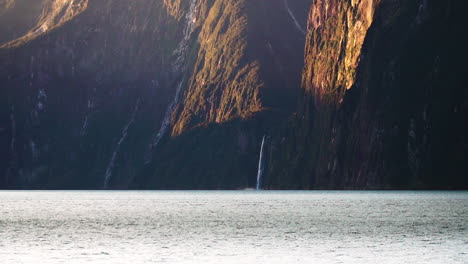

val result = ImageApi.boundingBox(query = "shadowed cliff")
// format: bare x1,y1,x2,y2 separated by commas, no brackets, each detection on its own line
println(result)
1,0,466,190
267,0,468,189
0,0,311,189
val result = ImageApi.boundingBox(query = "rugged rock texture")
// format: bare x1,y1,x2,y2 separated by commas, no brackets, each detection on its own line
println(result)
304,0,378,104
140,0,311,189
0,0,311,189
0,0,44,45
1,0,88,48
268,0,468,189
171,0,307,135
1,0,183,188
2,0,466,190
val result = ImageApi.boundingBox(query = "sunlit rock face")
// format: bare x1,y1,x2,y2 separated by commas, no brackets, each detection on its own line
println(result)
2,0,465,190
0,0,43,45
268,0,468,189
139,0,312,189
304,0,379,105
0,0,88,48
0,0,312,189
171,0,312,137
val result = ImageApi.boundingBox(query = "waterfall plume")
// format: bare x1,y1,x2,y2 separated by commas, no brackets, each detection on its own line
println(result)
256,135,266,190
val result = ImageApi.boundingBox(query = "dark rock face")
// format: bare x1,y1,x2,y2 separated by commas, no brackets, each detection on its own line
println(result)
1,0,466,190
0,0,44,46
1,0,181,189
267,0,468,189
0,0,311,189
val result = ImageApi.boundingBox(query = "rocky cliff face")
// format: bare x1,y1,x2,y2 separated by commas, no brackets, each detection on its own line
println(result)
0,0,311,189
1,0,183,188
1,0,88,48
1,0,466,190
171,0,308,135
268,0,468,189
138,0,312,189
0,0,44,45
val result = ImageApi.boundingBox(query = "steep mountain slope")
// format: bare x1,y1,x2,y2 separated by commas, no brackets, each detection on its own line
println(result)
2,0,465,190
0,0,183,188
1,0,88,48
0,0,44,45
268,0,468,189
139,0,312,189
171,0,308,135
0,0,311,189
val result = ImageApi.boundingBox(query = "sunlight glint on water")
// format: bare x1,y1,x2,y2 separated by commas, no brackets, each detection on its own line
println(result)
0,191,466,264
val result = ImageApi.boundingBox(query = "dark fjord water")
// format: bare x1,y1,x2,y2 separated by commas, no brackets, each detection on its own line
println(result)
0,191,466,263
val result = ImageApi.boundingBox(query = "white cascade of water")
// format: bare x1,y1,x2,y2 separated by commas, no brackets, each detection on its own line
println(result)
145,0,197,163
148,81,184,152
172,0,198,72
9,109,16,158
284,0,306,35
103,100,140,189
256,135,266,190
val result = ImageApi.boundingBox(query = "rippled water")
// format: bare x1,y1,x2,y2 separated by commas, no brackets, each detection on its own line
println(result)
0,191,466,263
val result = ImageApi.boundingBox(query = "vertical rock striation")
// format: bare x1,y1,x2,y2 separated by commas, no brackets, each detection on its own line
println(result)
139,0,312,189
0,0,312,189
268,0,468,189
1,0,89,48
0,0,184,188
303,0,378,105
3,0,463,190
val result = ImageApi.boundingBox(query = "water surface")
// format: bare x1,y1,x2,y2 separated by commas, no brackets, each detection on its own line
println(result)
0,191,466,263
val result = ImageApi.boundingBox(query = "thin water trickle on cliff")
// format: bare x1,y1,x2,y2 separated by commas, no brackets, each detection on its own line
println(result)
103,100,140,188
145,0,197,164
284,0,305,35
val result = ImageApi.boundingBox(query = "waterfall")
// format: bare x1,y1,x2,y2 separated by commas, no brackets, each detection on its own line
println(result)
80,116,88,136
145,0,197,163
30,140,39,161
37,88,47,111
149,80,184,150
81,99,95,136
172,0,198,72
103,100,140,189
5,107,17,184
416,0,429,24
256,135,266,190
284,0,306,35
